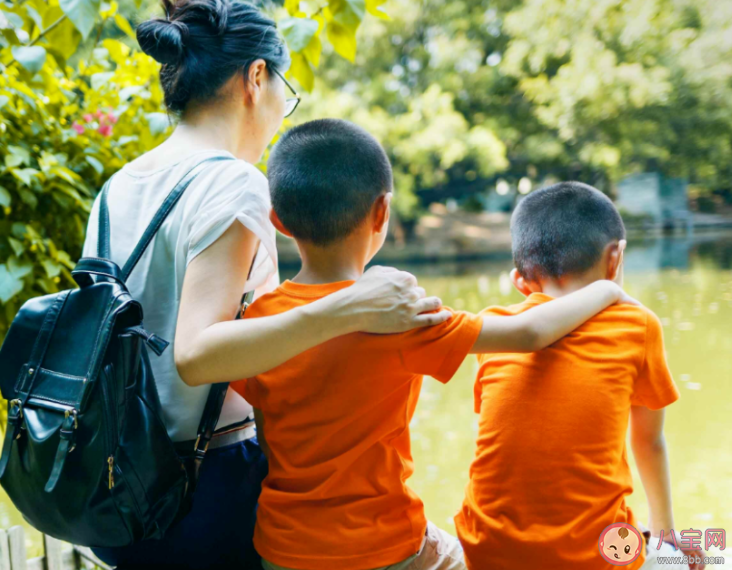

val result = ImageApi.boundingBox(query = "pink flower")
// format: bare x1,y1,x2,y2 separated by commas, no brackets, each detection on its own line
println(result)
106,113,118,124
98,124,113,137
95,109,105,119
72,122,85,134
83,114,93,123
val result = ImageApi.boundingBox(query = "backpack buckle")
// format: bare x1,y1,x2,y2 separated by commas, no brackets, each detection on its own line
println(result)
64,408,78,429
9,399,23,417
63,409,79,452
9,399,23,438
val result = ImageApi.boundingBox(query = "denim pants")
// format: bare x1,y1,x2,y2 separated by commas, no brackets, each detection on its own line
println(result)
92,436,268,570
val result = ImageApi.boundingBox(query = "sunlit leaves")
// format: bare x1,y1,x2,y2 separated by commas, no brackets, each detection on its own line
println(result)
280,17,318,52
114,14,135,40
324,0,363,62
302,33,322,68
11,46,46,72
289,52,314,91
280,0,383,89
0,265,25,304
59,0,101,38
365,0,389,20
0,187,11,208
43,10,82,61
326,22,357,62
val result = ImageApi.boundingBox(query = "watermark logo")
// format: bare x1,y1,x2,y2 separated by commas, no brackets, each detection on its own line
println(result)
599,523,644,566
656,528,726,552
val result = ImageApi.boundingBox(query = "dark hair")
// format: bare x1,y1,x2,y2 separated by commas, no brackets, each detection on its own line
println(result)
511,181,626,281
267,119,393,247
137,0,290,114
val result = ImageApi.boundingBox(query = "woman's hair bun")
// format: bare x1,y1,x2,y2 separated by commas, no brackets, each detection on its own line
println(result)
137,17,189,66
138,0,291,114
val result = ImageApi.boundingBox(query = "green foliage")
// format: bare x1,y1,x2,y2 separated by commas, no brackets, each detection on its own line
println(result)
297,81,509,220
0,0,168,339
292,0,732,219
501,0,732,189
278,0,386,92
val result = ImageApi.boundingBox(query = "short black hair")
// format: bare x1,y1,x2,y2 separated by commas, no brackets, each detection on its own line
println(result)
267,119,393,246
511,181,626,281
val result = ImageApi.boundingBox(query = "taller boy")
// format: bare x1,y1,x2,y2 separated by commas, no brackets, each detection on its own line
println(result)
234,121,634,570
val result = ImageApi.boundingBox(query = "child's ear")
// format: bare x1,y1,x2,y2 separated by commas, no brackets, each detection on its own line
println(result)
372,193,391,234
606,239,626,282
269,209,293,238
510,268,535,297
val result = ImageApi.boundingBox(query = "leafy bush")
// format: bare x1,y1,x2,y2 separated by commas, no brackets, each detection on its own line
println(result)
0,1,171,340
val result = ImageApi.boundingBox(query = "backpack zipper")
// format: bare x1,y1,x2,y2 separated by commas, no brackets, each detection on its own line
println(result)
99,363,118,489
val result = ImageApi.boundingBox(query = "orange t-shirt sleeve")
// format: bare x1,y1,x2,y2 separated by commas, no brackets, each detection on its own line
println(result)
231,378,261,408
398,309,483,383
631,309,680,410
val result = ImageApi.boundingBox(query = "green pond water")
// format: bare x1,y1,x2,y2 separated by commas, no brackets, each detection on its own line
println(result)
2,233,731,558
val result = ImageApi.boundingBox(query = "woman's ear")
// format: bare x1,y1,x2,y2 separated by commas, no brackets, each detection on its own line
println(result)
270,209,293,238
372,193,391,234
243,59,267,106
510,268,536,297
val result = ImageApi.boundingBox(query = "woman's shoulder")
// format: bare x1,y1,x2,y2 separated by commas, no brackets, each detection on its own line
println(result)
195,152,269,200
119,148,268,192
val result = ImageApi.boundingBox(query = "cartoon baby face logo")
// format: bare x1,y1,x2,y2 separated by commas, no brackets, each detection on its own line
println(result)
599,523,643,565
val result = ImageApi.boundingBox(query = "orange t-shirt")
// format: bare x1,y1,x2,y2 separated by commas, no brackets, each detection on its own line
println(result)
232,279,483,570
455,292,680,570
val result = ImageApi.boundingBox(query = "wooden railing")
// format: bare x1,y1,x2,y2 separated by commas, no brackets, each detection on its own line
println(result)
0,527,112,570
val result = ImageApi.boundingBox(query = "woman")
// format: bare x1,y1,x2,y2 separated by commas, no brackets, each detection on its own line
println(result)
82,1,449,567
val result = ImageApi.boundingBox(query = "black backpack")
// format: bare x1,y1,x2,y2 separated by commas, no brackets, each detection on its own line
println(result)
0,155,252,547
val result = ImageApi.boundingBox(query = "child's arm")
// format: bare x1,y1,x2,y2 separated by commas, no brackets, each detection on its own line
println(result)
470,280,636,353
632,408,707,569
630,405,674,537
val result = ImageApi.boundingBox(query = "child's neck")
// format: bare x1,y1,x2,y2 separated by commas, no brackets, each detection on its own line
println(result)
540,271,607,298
292,238,370,285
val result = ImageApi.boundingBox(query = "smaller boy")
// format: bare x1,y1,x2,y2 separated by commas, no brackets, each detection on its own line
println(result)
455,182,706,570
233,121,630,570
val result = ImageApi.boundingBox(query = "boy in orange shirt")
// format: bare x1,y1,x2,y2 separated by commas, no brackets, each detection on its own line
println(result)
232,120,633,570
455,182,706,570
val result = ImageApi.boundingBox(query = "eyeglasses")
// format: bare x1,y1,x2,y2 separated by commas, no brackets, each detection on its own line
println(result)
270,66,301,118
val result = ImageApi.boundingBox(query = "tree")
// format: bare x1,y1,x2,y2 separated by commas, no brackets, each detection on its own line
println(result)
501,0,732,193
292,0,732,216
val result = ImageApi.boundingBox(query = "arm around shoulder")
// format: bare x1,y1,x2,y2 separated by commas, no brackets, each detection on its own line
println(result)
471,280,627,354
175,220,452,385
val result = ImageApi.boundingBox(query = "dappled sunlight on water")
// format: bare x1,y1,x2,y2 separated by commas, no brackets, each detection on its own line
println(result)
409,235,732,546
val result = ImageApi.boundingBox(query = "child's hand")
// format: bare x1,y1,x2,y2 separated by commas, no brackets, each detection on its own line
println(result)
602,280,641,306
615,288,642,307
344,266,452,334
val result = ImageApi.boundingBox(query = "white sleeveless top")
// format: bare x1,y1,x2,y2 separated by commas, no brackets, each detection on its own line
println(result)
81,149,279,442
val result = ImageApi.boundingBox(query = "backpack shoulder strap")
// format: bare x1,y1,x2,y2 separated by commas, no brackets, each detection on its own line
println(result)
97,178,112,259
190,284,256,485
121,155,235,282
95,154,236,280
